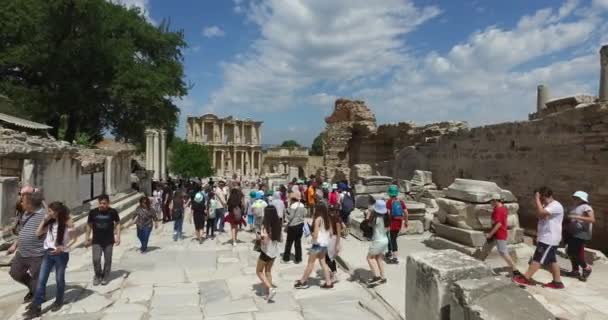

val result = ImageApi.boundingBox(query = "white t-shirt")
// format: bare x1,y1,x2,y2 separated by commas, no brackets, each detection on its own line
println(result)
44,222,72,251
537,200,564,246
569,203,593,240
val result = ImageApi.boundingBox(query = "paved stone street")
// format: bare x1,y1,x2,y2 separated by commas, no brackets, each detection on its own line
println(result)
0,217,396,320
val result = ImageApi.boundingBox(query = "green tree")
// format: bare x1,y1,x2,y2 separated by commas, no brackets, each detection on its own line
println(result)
280,140,301,148
310,132,324,156
0,0,187,144
169,138,213,178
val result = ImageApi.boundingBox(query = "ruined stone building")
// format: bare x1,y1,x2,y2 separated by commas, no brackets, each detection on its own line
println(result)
322,45,608,251
262,146,323,179
186,114,263,177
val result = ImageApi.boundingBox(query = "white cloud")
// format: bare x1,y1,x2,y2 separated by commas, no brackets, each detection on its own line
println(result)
109,0,153,22
202,0,606,143
593,0,608,10
203,26,226,38
205,0,441,114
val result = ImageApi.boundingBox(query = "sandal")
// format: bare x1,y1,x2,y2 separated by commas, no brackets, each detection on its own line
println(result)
320,283,334,289
294,280,309,289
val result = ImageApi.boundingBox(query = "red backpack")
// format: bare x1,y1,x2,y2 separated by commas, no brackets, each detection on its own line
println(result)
328,191,338,206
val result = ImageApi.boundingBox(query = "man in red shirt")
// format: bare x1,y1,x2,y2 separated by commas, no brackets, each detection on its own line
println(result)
478,194,520,277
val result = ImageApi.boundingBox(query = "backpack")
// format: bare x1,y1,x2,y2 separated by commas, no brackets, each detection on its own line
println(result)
328,191,338,206
252,200,266,218
391,199,404,217
341,192,354,213
359,218,373,239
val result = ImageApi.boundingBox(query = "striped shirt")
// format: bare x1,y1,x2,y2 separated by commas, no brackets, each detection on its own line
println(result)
17,208,46,257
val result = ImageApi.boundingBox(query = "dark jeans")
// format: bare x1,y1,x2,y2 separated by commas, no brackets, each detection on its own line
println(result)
137,225,153,251
162,204,172,221
33,251,69,306
283,223,304,262
173,216,184,240
340,209,352,225
567,237,588,271
389,230,399,253
206,217,216,237
215,208,226,232
9,252,43,293
92,244,113,280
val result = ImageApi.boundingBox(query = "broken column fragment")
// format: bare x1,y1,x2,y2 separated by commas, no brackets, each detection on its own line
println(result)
601,45,608,101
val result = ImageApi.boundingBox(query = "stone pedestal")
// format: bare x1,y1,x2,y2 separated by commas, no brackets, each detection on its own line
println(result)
406,250,492,320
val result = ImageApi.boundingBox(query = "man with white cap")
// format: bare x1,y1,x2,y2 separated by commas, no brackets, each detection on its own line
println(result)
564,191,595,281
513,186,564,289
477,193,520,277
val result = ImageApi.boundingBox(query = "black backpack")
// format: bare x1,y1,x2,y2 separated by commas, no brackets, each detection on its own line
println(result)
359,218,373,239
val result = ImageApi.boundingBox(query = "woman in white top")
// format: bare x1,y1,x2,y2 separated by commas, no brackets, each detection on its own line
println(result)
294,203,333,289
366,200,390,287
256,206,282,302
27,202,76,316
565,191,595,281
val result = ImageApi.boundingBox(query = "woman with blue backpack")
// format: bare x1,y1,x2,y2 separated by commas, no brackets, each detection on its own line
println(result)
386,185,408,264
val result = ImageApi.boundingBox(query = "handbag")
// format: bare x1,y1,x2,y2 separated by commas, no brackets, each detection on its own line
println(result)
360,219,373,239
303,222,312,237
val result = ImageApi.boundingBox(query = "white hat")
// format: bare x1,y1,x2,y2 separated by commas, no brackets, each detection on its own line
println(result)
572,191,589,203
331,183,338,190
373,199,388,214
490,193,502,201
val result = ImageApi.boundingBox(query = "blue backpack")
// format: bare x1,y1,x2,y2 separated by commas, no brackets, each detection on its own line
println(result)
391,199,404,217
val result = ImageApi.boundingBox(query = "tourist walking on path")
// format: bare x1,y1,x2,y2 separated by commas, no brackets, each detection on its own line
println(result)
477,194,519,276
256,206,282,302
215,181,228,232
133,196,159,253
192,189,207,243
339,183,355,238
513,187,565,289
386,185,408,264
326,207,342,283
283,193,306,263
24,202,76,318
206,192,219,239
564,191,595,281
172,188,186,241
306,181,316,218
8,189,46,304
161,183,173,222
271,191,286,222
227,188,246,246
366,199,390,286
294,203,333,289
86,194,121,286
328,184,340,209
153,184,163,216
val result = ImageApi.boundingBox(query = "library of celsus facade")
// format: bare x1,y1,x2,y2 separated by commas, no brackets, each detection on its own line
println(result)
186,114,263,177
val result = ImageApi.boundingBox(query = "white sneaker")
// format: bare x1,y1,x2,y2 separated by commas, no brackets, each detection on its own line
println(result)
267,288,276,302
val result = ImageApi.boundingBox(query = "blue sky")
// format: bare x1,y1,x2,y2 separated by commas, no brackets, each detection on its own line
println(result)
118,0,608,146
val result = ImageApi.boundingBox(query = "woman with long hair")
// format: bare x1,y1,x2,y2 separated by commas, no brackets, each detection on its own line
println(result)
226,188,246,247
25,202,76,317
366,199,391,286
256,206,282,302
133,196,159,253
192,187,207,244
325,207,342,284
294,203,333,289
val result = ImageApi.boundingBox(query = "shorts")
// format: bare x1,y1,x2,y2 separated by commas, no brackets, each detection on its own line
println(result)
495,239,508,256
532,242,557,265
308,244,328,255
259,251,276,262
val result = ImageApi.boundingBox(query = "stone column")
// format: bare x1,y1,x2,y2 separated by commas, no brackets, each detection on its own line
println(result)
536,85,549,112
249,151,254,176
201,121,206,143
258,151,262,175
600,45,608,101
212,147,216,171
152,130,160,180
220,150,225,176
145,129,152,170
242,123,246,144
221,122,225,144
257,125,262,145
160,129,167,181
234,124,239,144
233,149,237,175
241,151,245,174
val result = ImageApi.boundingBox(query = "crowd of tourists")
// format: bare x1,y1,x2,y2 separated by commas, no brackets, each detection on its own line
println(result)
6,178,596,318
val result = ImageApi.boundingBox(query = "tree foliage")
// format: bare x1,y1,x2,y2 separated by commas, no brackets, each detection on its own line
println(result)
169,138,213,179
310,132,324,156
0,0,188,144
280,140,301,148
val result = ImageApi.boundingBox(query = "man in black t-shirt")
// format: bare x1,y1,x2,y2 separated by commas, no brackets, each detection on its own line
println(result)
85,195,120,286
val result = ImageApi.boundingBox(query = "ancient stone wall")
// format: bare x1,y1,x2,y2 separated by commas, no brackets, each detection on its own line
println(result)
407,103,608,250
